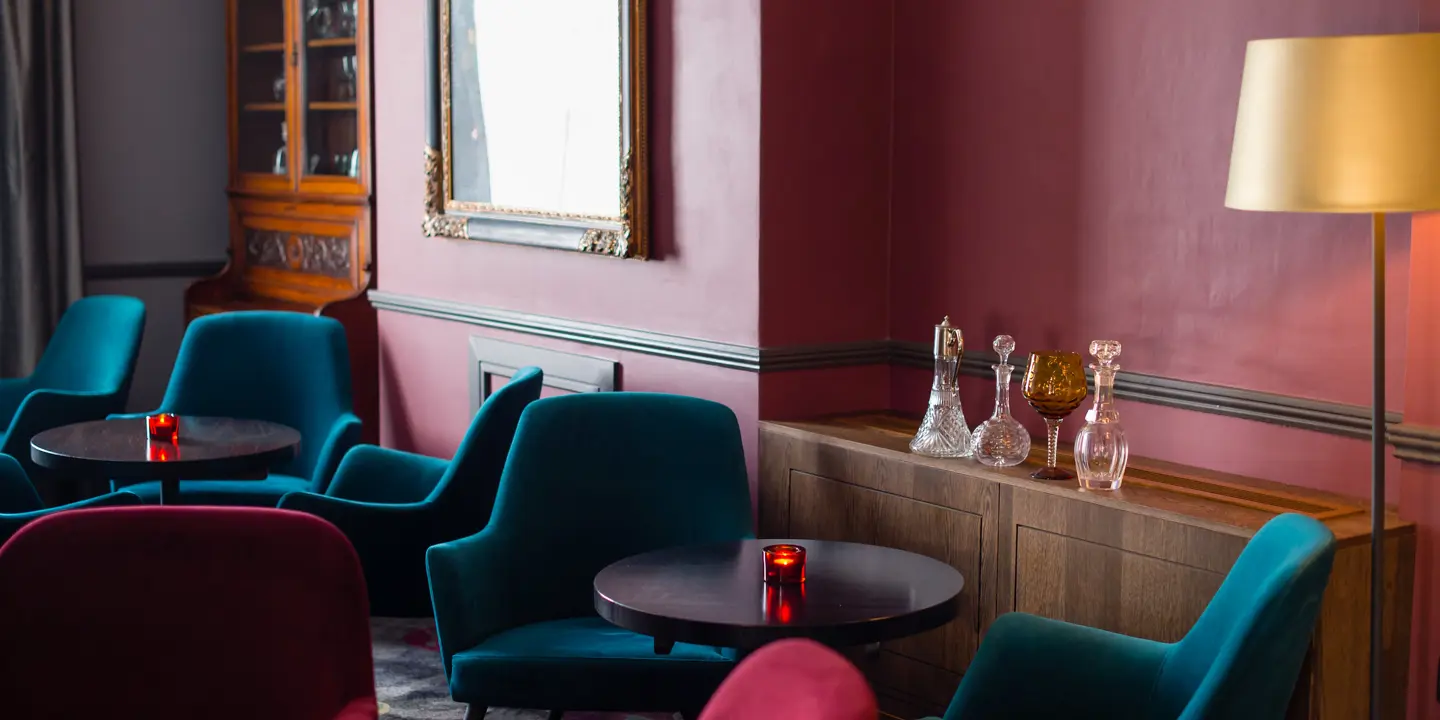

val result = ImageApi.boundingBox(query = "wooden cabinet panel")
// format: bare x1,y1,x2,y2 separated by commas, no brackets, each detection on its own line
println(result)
1014,525,1222,643
788,470,980,672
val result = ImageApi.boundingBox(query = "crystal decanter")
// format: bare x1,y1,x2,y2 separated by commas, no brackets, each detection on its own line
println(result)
971,335,1031,466
1073,340,1129,490
910,316,972,457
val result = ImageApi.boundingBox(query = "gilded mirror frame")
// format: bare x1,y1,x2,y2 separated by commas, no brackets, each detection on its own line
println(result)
423,0,649,259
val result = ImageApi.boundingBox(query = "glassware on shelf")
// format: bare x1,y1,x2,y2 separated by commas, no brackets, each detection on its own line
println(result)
331,152,351,177
909,316,973,458
334,55,357,101
273,122,288,175
971,335,1032,467
272,72,286,101
347,148,360,177
337,0,358,37
307,0,335,38
1021,351,1087,480
1074,340,1129,491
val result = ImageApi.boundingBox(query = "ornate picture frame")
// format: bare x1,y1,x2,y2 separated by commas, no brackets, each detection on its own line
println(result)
423,0,649,259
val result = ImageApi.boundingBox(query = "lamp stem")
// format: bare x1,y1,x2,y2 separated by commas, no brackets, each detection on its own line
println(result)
1370,211,1386,720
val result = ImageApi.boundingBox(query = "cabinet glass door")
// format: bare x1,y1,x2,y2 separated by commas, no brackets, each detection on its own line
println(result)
298,0,364,191
234,0,292,183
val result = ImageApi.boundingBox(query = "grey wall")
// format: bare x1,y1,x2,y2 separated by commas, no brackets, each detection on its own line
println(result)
74,0,230,410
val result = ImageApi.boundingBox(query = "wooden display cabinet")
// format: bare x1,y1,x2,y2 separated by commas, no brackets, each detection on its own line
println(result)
190,0,376,441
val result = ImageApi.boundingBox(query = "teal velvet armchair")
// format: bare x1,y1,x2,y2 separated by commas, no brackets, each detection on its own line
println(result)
278,366,543,617
426,393,754,717
0,455,141,547
1,295,146,481
118,311,361,506
940,513,1336,720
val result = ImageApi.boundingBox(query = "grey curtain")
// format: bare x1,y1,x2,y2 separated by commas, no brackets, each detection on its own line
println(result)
0,0,82,377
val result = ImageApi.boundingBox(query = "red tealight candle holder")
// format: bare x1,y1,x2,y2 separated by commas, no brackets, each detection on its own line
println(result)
762,543,806,585
147,442,179,463
146,413,179,442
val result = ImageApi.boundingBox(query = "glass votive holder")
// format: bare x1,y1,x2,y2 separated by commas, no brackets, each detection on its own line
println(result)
762,543,806,585
147,442,178,463
146,413,179,442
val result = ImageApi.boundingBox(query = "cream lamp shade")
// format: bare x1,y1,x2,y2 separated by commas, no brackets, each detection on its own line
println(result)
1226,32,1440,213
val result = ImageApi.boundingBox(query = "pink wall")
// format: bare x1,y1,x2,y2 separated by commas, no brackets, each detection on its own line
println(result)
757,0,892,348
372,0,763,469
885,1,1437,716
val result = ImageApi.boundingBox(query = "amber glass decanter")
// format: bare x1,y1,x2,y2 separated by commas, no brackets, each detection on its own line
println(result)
910,316,972,457
971,335,1031,467
1073,340,1129,490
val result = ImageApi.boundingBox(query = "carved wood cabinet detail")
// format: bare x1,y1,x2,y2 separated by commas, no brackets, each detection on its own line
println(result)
759,414,1416,720
188,0,377,441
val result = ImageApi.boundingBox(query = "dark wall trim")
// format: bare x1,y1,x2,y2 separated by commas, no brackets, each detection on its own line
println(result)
372,290,1440,463
371,290,762,370
83,260,226,281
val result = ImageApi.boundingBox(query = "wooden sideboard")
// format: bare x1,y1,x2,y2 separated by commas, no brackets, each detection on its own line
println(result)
759,414,1415,720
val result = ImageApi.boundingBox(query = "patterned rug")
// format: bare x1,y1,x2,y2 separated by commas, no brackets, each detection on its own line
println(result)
371,618,679,720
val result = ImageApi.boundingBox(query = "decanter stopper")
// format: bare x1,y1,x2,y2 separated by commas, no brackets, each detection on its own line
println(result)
971,335,1031,467
1074,339,1129,490
910,316,973,457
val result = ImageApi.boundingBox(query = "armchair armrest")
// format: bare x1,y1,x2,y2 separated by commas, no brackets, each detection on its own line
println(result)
427,528,544,675
942,613,1167,720
0,377,31,424
0,491,143,543
323,445,448,504
312,412,363,494
4,390,122,460
0,455,41,513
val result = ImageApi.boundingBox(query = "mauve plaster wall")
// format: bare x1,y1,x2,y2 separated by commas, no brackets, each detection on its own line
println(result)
372,0,762,467
888,0,1419,492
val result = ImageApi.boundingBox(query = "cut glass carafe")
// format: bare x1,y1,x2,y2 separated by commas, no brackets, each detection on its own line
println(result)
1073,340,1129,490
971,335,1031,467
910,316,972,457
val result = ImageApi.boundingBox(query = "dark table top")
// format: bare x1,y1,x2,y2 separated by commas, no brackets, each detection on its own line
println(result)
30,416,300,480
594,538,965,651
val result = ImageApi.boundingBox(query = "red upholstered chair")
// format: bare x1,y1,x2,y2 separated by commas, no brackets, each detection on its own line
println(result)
698,639,878,720
0,507,377,720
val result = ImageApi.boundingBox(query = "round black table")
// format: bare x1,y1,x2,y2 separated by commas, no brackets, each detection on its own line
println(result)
594,539,964,654
30,416,300,505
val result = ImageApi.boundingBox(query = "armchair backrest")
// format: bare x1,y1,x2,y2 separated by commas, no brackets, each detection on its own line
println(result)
0,507,375,719
488,393,753,622
30,295,146,398
698,639,877,720
1156,513,1336,720
159,312,353,484
428,366,542,534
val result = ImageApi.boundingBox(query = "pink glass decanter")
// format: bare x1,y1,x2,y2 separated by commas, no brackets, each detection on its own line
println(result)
1073,340,1129,490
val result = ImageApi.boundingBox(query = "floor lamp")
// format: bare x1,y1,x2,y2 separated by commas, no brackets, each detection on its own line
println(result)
1226,33,1440,719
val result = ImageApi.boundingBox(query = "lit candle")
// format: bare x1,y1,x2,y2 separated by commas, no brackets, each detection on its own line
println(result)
147,442,178,462
762,544,807,585
146,413,179,442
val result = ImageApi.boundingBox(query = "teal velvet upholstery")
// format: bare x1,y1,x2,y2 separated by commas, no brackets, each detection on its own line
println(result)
118,311,360,506
0,455,142,547
1,296,146,480
426,393,754,715
278,366,543,617
940,513,1336,720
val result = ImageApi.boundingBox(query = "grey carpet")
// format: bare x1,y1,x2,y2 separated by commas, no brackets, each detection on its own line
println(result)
371,617,678,720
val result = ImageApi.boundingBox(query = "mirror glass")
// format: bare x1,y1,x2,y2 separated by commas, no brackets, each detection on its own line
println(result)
450,0,623,218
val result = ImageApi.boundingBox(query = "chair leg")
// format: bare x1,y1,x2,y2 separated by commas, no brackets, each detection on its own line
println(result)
462,706,480,720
